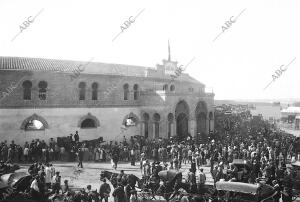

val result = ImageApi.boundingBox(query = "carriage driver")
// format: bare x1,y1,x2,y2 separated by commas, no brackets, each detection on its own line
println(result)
170,173,187,199
156,172,184,201
148,169,160,192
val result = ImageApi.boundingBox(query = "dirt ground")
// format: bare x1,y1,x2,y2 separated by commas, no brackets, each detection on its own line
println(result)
19,161,214,201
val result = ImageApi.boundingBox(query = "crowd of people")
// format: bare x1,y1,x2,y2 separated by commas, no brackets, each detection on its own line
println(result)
105,105,300,201
1,104,300,202
17,161,113,202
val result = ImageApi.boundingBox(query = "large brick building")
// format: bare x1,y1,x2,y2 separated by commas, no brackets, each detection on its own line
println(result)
0,56,214,144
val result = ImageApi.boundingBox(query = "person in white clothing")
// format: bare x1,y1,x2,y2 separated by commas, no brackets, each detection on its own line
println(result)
50,164,55,178
23,146,29,162
45,163,52,188
30,177,39,192
30,176,41,200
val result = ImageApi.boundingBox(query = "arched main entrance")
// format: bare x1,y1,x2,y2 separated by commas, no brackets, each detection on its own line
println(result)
175,100,189,140
195,101,208,139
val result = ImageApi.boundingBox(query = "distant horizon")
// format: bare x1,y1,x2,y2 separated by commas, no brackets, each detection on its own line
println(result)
215,98,300,104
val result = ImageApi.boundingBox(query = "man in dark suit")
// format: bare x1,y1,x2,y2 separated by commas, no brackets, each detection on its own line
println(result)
99,179,111,202
77,148,83,168
74,131,79,142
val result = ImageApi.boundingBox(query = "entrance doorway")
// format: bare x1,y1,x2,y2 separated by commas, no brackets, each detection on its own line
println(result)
175,100,189,140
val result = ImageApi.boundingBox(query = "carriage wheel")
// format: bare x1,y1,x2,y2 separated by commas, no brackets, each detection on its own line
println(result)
291,190,300,202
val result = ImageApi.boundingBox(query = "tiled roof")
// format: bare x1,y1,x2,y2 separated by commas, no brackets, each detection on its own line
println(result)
0,56,202,84
0,56,147,76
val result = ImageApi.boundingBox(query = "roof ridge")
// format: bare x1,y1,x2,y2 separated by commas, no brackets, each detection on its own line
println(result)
0,56,203,84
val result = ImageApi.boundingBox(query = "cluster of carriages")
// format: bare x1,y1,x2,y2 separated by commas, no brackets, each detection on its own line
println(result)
213,159,300,202
99,166,300,202
1,161,300,202
100,159,300,202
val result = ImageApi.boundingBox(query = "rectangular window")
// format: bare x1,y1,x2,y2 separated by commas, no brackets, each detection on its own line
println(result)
39,90,46,100
23,89,31,100
79,90,85,100
92,91,97,100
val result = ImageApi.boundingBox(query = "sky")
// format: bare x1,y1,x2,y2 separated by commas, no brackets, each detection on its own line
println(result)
0,0,300,100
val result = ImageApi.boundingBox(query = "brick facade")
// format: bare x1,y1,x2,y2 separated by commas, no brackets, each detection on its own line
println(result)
0,57,215,144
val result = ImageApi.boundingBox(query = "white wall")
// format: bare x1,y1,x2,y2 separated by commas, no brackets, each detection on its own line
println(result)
0,107,140,144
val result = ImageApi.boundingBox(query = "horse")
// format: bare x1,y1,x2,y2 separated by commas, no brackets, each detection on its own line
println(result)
0,164,20,176
100,170,143,189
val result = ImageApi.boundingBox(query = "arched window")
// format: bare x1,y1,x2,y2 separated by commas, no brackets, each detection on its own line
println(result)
92,82,98,100
25,120,45,130
78,113,100,128
38,81,47,100
143,113,150,138
21,114,49,131
81,118,96,128
163,84,168,91
153,113,160,138
170,85,175,92
123,112,139,127
123,84,129,100
79,82,86,100
22,80,32,100
133,84,139,100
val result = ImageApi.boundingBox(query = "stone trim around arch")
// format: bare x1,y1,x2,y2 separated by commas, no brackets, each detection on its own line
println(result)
174,99,190,120
20,113,49,130
195,100,208,118
78,113,100,128
122,112,139,126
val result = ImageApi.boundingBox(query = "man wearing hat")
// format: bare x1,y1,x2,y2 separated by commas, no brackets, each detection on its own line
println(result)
272,180,280,202
112,180,126,202
99,178,111,202
0,160,5,172
61,179,69,194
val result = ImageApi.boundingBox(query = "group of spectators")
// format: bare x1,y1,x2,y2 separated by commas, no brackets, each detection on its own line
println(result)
25,162,114,202
1,104,300,202
132,106,300,201
0,131,80,163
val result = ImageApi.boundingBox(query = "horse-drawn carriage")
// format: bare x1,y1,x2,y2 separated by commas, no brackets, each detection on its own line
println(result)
0,163,20,176
215,181,277,202
101,169,215,202
229,159,252,182
287,161,300,201
0,171,34,201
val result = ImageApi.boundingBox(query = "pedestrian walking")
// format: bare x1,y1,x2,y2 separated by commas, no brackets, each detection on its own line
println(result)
77,148,83,168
